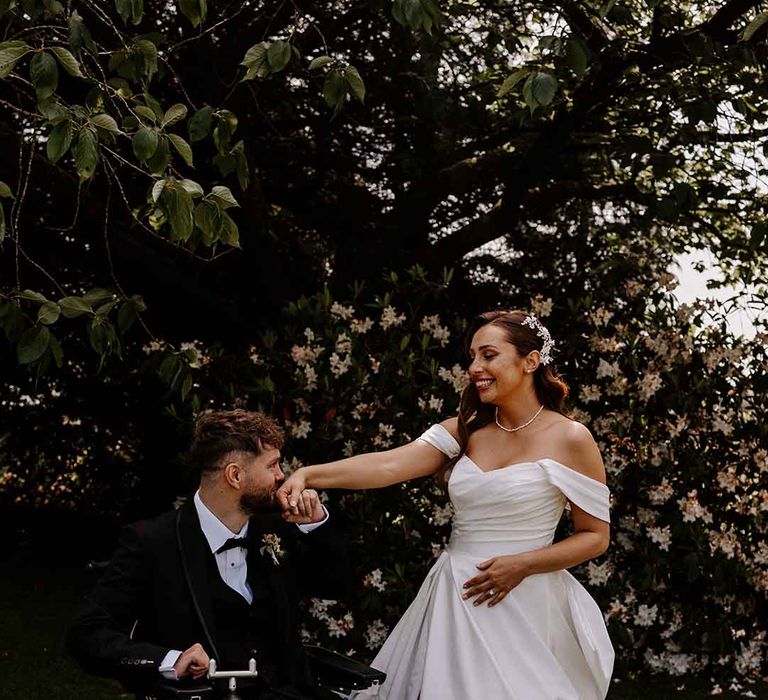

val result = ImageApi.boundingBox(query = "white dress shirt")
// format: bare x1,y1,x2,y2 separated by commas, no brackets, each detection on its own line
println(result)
159,491,329,678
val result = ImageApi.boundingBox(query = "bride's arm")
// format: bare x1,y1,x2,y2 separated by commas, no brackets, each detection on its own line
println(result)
277,418,458,512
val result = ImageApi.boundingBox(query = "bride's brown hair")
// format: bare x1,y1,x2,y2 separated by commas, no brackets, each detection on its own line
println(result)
439,310,569,483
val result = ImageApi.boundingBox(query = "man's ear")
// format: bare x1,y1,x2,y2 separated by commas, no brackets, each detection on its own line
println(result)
223,462,241,489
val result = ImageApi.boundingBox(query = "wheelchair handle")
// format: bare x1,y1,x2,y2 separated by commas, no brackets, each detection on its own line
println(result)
207,658,258,692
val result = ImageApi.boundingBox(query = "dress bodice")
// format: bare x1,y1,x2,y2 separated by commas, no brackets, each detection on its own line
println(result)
419,424,611,558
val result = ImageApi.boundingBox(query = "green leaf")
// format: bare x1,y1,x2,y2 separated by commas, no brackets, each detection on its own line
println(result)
212,110,237,154
30,51,59,100
194,200,219,243
0,205,5,243
49,332,64,368
266,41,292,72
134,39,157,77
565,37,589,76
178,179,203,197
240,42,270,81
742,12,768,42
115,0,143,25
82,288,114,305
187,106,212,142
91,113,122,133
0,181,14,198
497,68,528,98
69,11,96,55
323,71,346,108
531,71,557,106
146,136,171,175
209,185,239,209
162,103,188,128
344,65,365,103
134,104,158,124
47,119,73,163
151,178,167,203
163,184,194,241
15,289,47,302
17,325,51,364
309,55,334,70
37,301,61,325
168,134,193,166
58,296,93,318
0,41,32,79
219,211,239,247
50,46,83,77
178,0,206,27
133,127,158,162
117,302,137,333
74,128,98,180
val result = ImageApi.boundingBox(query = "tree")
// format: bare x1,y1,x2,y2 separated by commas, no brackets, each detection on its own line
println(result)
1,0,767,684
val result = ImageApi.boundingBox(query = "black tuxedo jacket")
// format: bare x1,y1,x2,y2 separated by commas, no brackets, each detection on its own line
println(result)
67,499,351,696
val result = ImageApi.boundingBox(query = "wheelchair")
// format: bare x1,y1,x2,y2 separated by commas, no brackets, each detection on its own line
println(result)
135,647,385,700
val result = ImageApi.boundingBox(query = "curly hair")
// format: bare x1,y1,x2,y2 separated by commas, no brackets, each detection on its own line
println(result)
189,409,285,474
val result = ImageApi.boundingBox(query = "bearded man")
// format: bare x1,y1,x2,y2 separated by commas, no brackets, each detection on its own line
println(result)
67,409,350,700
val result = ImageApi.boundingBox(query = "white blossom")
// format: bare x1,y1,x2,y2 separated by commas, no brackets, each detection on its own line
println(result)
330,302,355,320
637,372,663,401
290,419,312,439
350,317,374,334
677,490,713,524
647,525,672,551
363,569,387,592
649,478,674,505
579,385,602,403
529,295,553,318
596,359,621,379
634,603,658,627
380,305,406,330
586,561,613,586
438,364,469,394
329,352,352,377
364,620,389,650
431,503,454,526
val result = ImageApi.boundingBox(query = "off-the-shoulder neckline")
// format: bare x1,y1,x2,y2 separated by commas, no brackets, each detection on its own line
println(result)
461,455,608,487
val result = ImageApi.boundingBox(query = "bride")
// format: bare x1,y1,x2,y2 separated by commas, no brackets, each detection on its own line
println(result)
277,310,614,699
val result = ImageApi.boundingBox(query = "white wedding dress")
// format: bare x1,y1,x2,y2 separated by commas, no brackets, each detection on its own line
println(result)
357,424,614,700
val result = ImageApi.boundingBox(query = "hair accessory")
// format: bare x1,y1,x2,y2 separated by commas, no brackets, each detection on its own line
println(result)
521,315,555,365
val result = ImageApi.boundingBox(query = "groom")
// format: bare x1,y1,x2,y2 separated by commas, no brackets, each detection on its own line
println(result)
67,409,350,699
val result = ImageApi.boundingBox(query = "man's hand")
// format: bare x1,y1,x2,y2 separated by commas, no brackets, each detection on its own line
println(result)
173,642,209,680
276,468,307,515
281,488,325,525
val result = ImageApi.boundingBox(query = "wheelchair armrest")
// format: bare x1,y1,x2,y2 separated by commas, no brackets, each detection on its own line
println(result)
304,645,386,691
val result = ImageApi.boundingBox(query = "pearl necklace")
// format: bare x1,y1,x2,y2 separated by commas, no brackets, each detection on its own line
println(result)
495,405,544,433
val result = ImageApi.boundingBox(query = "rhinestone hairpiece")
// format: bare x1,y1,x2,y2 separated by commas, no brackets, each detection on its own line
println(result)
521,315,555,366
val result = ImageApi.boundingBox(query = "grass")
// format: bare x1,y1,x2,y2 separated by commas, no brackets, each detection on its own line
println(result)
0,556,765,700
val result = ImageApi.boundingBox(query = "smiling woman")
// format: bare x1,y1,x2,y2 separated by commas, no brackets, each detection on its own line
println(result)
277,309,613,699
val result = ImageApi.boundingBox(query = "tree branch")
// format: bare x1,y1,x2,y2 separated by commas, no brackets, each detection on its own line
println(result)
551,0,612,54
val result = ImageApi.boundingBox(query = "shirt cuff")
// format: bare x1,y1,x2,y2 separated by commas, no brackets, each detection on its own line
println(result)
297,505,329,533
159,649,182,679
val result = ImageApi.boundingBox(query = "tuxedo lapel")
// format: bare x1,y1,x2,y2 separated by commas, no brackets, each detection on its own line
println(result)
247,519,293,647
177,500,220,658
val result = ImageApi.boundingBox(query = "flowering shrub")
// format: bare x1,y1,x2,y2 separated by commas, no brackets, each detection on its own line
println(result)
215,265,766,685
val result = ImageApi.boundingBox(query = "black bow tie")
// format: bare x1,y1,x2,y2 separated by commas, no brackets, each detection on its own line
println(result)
216,537,249,554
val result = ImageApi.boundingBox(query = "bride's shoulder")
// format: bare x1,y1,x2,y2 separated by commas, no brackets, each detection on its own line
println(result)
545,415,605,481
437,416,460,441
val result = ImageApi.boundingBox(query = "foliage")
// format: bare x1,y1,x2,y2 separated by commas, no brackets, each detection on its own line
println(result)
1,0,768,687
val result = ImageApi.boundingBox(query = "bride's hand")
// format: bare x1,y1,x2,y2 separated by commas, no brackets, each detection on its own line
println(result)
462,554,530,607
276,468,307,515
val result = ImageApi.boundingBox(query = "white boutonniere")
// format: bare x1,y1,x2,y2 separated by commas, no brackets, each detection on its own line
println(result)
260,533,286,566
